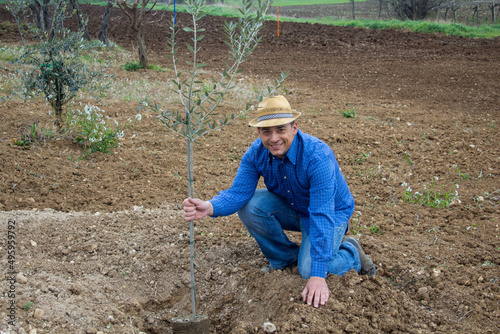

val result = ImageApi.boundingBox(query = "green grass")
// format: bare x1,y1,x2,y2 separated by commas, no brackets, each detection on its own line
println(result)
3,0,499,38
331,19,500,38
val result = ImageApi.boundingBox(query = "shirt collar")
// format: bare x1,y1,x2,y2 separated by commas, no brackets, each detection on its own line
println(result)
267,129,300,165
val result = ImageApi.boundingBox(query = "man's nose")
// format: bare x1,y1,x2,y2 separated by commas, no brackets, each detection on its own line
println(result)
271,131,280,142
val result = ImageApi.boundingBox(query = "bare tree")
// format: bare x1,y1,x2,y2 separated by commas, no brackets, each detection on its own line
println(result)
68,0,91,40
489,1,499,22
99,0,115,45
116,0,168,69
391,0,445,20
350,0,356,19
28,0,52,32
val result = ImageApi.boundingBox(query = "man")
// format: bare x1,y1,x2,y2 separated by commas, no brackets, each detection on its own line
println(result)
183,95,375,308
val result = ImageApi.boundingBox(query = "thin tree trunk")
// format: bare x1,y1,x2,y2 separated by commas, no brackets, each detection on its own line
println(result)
41,0,51,33
69,0,91,40
29,0,51,32
28,2,42,31
99,0,114,45
137,27,148,69
186,107,197,321
490,3,497,22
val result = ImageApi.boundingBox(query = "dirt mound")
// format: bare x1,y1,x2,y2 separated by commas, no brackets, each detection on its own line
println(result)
0,4,499,334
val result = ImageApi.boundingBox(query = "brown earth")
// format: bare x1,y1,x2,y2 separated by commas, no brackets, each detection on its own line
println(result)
1,4,500,334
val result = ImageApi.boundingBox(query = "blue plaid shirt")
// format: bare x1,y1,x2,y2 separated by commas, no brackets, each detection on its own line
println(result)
210,129,355,278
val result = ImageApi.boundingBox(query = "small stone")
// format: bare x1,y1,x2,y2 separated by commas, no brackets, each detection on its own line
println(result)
29,329,37,334
34,308,44,319
418,287,428,295
263,322,276,333
30,240,37,247
16,272,28,284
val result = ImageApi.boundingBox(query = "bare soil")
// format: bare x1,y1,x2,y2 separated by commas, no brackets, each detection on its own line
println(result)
1,4,499,334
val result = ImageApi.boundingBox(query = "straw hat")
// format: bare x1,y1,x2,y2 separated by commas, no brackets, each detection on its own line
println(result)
249,95,301,127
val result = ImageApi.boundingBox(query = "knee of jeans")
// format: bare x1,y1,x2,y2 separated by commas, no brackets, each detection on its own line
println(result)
237,190,267,218
237,202,256,228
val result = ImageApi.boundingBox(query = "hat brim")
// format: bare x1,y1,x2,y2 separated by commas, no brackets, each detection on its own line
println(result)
249,112,301,127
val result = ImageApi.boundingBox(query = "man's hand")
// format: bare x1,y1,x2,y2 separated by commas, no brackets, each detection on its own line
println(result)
182,198,213,221
301,276,329,308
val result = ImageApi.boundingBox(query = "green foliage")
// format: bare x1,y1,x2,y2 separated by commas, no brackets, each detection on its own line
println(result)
124,61,166,72
349,211,363,237
332,19,500,38
21,119,54,146
340,105,355,118
9,119,54,148
453,164,471,180
23,301,34,311
354,150,371,165
124,61,143,71
369,223,380,234
402,151,413,165
65,104,139,159
401,180,459,209
8,0,110,130
142,0,288,143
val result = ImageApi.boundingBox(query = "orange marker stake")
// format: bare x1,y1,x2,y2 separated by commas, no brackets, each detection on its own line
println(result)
277,6,280,37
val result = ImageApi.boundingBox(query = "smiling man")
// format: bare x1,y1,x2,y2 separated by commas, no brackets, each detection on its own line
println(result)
183,95,375,308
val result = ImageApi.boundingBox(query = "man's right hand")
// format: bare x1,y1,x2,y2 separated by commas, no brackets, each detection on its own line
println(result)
182,198,213,221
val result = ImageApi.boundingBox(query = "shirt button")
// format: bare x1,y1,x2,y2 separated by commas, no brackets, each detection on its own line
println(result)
287,190,290,193
284,176,287,179
291,203,294,206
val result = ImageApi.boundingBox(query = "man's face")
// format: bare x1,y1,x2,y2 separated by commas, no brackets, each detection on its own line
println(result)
258,122,298,159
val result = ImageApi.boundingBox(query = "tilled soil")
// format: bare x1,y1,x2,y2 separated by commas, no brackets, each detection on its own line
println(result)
0,4,499,334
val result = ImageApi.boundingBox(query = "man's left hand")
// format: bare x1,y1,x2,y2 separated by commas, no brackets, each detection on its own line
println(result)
301,276,329,308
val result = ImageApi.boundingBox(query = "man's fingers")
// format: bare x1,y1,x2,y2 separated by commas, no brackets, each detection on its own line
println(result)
182,197,195,207
307,290,314,306
301,287,308,302
320,289,329,306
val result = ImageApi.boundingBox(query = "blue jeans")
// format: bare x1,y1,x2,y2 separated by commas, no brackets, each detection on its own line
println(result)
237,189,361,279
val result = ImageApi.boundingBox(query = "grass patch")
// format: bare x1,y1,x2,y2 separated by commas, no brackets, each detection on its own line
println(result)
340,105,356,118
334,19,500,38
401,181,460,209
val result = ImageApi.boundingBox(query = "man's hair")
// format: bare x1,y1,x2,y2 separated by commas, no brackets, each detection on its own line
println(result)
289,120,296,127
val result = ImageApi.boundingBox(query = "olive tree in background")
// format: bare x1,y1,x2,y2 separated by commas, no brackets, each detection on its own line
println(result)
99,0,115,45
141,0,288,320
7,0,108,130
116,0,169,69
390,0,445,20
